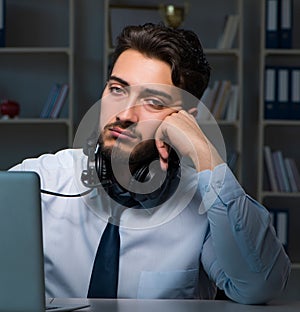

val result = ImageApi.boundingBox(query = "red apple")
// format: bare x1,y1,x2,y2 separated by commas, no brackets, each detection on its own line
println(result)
0,100,20,118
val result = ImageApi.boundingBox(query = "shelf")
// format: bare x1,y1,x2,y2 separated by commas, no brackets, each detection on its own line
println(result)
263,120,300,126
0,118,71,125
0,0,74,170
258,0,300,265
262,191,300,198
0,47,72,54
263,49,300,56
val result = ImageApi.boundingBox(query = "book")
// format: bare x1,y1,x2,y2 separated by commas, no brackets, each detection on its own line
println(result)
217,15,232,49
225,15,239,49
0,0,5,47
269,209,289,250
276,210,289,248
225,85,239,121
266,0,280,48
279,0,293,48
50,83,69,118
287,158,300,191
284,158,299,192
40,83,61,118
217,15,239,49
272,150,290,192
206,80,221,117
264,145,279,191
212,80,232,120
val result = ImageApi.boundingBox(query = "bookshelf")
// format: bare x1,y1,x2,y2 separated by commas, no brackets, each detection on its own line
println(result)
103,0,244,181
0,0,74,170
258,0,300,271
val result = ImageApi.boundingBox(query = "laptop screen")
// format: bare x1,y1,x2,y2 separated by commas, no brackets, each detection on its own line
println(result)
0,171,46,312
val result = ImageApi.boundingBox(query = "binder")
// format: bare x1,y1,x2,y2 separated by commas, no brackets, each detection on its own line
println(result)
266,0,279,48
264,67,277,119
279,0,293,48
0,0,5,47
290,68,300,119
277,67,289,119
269,209,289,250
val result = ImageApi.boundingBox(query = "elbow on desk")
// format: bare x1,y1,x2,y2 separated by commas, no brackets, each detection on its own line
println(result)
225,257,291,305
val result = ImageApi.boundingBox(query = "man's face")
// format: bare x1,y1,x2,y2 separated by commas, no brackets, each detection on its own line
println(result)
99,49,182,169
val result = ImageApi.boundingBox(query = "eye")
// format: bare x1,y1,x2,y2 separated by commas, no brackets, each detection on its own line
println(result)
109,85,127,96
142,98,166,110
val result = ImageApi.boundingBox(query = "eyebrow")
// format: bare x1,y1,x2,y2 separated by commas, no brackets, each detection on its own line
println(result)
108,75,129,87
108,75,173,102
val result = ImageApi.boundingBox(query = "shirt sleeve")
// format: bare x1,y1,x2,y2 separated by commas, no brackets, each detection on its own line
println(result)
198,163,291,304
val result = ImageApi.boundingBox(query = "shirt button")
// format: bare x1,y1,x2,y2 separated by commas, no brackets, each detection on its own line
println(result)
215,181,222,189
235,224,241,231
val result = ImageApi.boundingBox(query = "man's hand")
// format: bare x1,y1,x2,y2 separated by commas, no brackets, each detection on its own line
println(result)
155,110,224,172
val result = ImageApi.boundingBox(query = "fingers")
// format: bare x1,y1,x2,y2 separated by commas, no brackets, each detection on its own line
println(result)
155,139,169,171
155,110,223,172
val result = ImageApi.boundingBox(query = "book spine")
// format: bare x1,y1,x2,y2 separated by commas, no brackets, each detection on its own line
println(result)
290,68,300,119
225,85,239,122
276,210,289,248
279,0,293,48
264,146,279,191
40,84,61,118
50,83,69,118
284,158,298,192
269,209,289,250
288,158,300,191
264,67,278,119
272,150,286,192
266,0,280,48
277,67,289,119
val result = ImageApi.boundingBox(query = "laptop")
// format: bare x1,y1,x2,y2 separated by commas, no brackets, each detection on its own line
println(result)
0,171,89,312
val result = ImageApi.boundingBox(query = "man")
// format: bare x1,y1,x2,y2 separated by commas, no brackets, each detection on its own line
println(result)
10,23,290,304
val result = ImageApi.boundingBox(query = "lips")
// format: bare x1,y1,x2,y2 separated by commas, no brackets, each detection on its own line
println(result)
109,126,137,140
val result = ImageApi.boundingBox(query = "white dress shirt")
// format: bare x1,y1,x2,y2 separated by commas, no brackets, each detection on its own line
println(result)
10,148,291,304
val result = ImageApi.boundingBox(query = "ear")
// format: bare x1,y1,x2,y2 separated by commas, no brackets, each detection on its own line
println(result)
187,107,198,117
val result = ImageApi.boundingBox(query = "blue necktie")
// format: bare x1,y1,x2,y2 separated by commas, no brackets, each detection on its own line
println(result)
87,219,120,298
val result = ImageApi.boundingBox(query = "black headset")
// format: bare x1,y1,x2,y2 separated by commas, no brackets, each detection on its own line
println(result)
42,132,180,208
81,134,181,208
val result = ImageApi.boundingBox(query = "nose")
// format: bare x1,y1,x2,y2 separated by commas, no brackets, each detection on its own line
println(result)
115,98,139,123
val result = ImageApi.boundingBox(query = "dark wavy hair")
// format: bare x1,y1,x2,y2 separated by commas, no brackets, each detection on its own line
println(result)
108,23,211,100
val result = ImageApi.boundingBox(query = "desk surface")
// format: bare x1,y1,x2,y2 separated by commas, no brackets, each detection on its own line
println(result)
50,298,300,312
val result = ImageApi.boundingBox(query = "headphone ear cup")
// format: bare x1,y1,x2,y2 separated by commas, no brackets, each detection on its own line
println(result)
133,165,151,182
81,143,101,188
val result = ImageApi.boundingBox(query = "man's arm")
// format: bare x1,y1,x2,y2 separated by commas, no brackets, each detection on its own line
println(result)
156,110,291,304
199,164,291,304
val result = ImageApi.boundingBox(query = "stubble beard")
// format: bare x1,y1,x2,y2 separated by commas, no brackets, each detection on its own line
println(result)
98,127,159,176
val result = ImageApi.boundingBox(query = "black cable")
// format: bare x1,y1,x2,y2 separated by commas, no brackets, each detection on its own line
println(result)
41,188,93,197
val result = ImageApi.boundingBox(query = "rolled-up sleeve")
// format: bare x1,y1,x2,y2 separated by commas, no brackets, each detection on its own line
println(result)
198,164,291,304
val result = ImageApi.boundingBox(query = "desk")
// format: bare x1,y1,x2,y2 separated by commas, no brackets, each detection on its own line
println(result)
50,298,300,312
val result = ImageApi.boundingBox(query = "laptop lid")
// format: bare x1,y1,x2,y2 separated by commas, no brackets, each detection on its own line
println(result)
0,171,90,312
0,171,45,312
